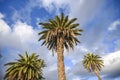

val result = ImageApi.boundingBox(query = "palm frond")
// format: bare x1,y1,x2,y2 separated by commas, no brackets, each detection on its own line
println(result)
82,53,104,72
4,52,45,80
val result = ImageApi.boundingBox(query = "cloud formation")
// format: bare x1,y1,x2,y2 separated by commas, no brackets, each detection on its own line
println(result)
0,13,38,51
102,51,120,79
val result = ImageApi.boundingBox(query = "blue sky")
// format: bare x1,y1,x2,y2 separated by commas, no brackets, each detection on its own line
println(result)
0,0,120,80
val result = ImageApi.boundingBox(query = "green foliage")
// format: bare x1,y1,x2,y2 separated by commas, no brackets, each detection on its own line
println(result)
38,13,83,54
4,52,45,80
82,53,104,72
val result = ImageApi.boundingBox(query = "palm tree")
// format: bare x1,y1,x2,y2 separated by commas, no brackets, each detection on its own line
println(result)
38,13,83,80
82,53,104,80
4,52,45,80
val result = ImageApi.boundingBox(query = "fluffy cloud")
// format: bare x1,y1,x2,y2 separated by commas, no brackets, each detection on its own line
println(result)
0,16,11,35
102,51,120,79
68,0,106,26
40,0,67,12
0,13,38,51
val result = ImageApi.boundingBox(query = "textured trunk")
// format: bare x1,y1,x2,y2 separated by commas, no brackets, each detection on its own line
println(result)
94,70,102,80
57,37,66,80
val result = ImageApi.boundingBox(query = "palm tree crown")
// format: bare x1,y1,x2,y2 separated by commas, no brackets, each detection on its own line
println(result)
4,52,45,80
82,53,104,72
38,13,83,53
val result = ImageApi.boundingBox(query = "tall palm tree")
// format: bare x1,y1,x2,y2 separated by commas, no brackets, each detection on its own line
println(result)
82,53,104,80
4,52,45,80
38,13,83,80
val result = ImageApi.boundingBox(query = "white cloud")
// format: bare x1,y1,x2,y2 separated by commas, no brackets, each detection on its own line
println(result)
103,51,120,67
40,0,106,26
40,0,68,12
102,51,120,78
72,77,81,80
108,20,120,31
0,13,38,51
68,0,106,25
77,46,89,52
13,21,36,43
0,19,11,35
0,13,4,19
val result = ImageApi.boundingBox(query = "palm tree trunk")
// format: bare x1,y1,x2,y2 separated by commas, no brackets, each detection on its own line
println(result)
57,37,66,80
94,70,102,80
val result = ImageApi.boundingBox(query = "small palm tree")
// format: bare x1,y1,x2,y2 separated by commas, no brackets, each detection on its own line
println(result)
4,52,45,80
38,13,83,80
82,53,104,80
